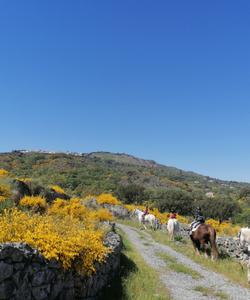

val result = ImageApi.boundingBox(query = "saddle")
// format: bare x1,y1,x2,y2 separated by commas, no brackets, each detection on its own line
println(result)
189,218,205,235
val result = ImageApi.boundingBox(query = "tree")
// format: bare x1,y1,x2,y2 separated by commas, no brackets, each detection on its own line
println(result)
195,196,240,222
154,189,194,215
115,184,146,204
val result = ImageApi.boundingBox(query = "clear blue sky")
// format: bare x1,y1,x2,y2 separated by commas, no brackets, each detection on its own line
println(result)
0,0,250,182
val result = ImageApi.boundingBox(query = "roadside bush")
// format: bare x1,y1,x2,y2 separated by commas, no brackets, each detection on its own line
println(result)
0,183,11,202
49,185,65,194
19,196,47,213
97,193,121,205
0,169,9,177
0,209,109,274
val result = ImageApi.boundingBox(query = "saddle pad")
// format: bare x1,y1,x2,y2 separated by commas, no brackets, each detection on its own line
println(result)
191,223,202,232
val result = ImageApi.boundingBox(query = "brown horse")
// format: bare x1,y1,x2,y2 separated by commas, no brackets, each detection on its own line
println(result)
190,223,218,260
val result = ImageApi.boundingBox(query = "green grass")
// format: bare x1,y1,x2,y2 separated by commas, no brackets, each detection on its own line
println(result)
149,230,249,288
157,252,201,279
118,220,249,288
194,286,229,300
100,228,171,300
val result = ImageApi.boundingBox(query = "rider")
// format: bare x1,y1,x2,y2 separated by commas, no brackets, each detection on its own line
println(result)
194,206,205,223
170,211,177,219
142,206,149,223
190,206,205,234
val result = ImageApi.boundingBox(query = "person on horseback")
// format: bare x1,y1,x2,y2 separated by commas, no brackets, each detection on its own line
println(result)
170,211,177,219
194,206,205,223
142,206,149,223
190,206,205,235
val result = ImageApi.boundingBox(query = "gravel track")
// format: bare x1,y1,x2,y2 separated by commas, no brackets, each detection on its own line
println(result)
118,223,250,300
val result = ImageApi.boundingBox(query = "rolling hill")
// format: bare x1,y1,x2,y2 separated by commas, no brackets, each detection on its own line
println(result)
0,150,249,200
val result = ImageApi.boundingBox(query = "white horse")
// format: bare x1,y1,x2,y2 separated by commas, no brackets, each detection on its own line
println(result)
167,218,180,240
238,227,250,249
132,209,158,230
238,227,250,284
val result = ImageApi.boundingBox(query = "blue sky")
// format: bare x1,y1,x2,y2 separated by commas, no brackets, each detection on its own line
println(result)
0,1,250,182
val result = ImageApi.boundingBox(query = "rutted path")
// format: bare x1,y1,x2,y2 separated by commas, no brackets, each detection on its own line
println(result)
118,223,250,300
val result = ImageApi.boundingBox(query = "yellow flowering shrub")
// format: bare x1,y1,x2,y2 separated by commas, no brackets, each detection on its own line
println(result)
0,209,109,274
49,185,65,194
0,169,9,177
0,196,6,203
206,219,240,236
48,198,88,222
89,208,114,222
20,196,47,210
97,193,121,205
0,184,11,202
176,214,189,224
17,178,32,183
49,198,114,225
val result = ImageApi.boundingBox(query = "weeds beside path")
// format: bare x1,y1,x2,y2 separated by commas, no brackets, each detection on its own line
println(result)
117,223,250,300
100,227,170,300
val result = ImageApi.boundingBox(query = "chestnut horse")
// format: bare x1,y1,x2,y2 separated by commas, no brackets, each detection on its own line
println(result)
190,223,218,260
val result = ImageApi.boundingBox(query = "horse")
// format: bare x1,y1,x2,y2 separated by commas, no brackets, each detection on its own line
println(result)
238,227,250,250
190,223,218,260
167,218,180,240
132,209,159,230
238,228,250,284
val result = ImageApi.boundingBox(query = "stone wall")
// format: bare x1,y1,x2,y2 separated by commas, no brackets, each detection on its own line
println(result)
216,237,250,263
0,231,122,300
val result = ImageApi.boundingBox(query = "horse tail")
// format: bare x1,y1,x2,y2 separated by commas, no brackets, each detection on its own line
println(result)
209,226,219,260
174,220,180,233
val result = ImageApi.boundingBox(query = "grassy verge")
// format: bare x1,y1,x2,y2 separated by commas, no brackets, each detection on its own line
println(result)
100,228,171,300
194,286,229,300
118,219,249,288
156,252,201,279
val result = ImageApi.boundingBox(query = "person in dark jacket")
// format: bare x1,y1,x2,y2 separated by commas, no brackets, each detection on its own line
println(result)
193,206,205,223
190,207,205,234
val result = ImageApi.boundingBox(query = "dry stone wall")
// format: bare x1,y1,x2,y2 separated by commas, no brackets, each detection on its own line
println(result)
0,231,122,300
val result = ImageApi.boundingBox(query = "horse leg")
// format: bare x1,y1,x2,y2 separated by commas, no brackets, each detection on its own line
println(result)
201,240,209,258
192,239,201,256
209,231,219,260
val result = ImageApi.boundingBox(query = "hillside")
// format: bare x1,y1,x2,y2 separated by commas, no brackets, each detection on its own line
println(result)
0,150,249,199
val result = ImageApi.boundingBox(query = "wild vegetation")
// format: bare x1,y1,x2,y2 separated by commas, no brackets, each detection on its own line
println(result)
0,151,249,225
0,170,115,275
101,228,170,300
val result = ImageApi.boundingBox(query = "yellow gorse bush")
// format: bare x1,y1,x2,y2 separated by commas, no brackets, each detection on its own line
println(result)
0,209,108,274
19,196,47,209
0,184,11,202
206,219,240,236
49,185,65,194
0,169,9,177
97,193,121,205
89,208,114,222
48,198,114,226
